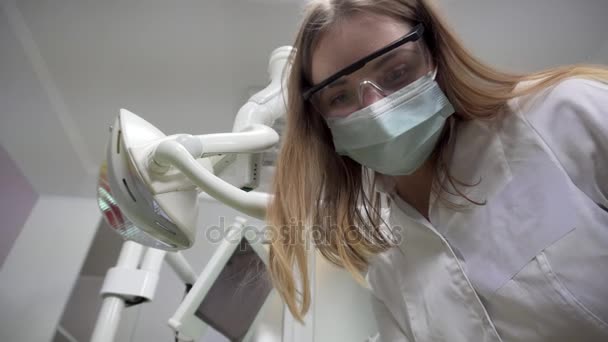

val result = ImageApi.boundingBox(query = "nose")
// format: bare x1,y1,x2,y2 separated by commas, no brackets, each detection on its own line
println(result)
359,82,385,108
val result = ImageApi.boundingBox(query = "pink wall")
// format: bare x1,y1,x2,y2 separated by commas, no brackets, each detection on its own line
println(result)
0,144,38,268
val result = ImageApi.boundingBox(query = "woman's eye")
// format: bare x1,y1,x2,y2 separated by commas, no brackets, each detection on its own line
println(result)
384,66,410,85
329,93,350,107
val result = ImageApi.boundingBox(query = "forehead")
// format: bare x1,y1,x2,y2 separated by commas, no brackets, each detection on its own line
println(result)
310,12,412,85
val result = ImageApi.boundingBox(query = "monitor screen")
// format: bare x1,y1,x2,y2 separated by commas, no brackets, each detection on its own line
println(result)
195,238,273,342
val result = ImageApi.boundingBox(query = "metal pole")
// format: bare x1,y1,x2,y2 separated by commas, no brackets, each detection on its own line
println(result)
165,252,197,285
91,241,145,342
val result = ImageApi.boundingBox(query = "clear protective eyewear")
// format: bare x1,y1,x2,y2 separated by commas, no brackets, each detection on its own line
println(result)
303,23,431,118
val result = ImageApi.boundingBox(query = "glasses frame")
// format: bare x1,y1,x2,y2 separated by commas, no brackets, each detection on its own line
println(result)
302,23,425,102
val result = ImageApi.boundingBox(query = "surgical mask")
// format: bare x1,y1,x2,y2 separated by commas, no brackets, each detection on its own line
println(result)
325,70,454,175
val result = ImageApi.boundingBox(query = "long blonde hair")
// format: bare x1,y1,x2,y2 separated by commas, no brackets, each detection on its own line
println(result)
267,0,608,321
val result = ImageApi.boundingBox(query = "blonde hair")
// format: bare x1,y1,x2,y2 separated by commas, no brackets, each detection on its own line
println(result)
267,0,608,321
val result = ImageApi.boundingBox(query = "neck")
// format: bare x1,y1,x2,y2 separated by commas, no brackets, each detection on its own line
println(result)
392,156,436,221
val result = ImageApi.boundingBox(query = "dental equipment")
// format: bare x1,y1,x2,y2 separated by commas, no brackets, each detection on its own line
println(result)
93,46,292,342
98,47,292,251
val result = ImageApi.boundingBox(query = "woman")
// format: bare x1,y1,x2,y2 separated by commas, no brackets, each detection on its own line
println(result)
267,0,608,341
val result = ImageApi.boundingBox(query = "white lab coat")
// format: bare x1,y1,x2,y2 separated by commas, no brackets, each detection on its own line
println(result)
366,78,608,342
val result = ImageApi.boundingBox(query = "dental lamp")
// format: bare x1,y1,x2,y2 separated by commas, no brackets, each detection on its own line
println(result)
92,46,294,342
97,46,292,251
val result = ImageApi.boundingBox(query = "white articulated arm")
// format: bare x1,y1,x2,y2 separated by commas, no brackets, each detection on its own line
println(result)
197,124,280,156
153,139,272,221
150,124,279,167
232,46,291,132
216,46,292,190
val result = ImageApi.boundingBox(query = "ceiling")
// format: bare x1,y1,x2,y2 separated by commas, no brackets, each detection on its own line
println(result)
1,0,607,197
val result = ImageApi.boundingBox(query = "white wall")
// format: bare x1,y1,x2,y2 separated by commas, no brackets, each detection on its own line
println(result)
436,0,608,72
0,3,94,196
0,195,100,342
589,40,608,64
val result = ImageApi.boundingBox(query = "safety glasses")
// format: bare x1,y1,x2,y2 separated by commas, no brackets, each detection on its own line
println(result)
303,23,429,118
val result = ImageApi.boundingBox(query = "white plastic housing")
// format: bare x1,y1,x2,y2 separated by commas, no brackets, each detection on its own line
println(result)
101,109,278,251
222,46,292,190
104,109,201,250
98,47,290,251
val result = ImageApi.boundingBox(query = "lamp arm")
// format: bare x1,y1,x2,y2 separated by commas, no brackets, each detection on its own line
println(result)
155,124,278,161
196,124,279,156
153,139,272,220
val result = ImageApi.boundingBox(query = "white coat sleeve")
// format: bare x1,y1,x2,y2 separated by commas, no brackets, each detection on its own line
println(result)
517,78,608,209
370,295,411,342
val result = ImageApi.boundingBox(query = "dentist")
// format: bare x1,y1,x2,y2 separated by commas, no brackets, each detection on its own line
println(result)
267,1,608,341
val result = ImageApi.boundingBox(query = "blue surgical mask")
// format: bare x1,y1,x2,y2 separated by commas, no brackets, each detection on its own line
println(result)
325,70,454,175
